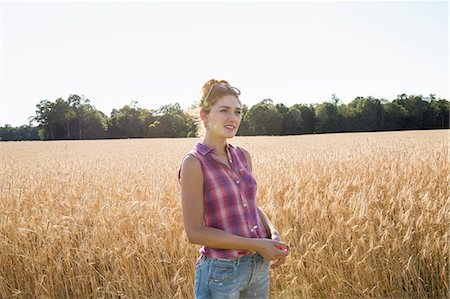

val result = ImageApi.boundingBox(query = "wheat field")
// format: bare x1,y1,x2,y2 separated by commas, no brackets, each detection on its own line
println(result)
0,130,448,298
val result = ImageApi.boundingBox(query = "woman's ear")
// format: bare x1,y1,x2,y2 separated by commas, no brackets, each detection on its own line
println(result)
200,110,208,122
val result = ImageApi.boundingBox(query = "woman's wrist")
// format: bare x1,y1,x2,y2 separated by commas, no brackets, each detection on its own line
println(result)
247,238,264,252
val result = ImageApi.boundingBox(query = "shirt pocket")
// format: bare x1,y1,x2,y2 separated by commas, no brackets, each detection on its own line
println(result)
238,167,257,189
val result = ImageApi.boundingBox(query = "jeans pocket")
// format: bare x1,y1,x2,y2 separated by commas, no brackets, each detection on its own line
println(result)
209,261,236,283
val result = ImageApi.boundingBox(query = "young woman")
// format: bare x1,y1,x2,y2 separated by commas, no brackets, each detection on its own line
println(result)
178,79,289,298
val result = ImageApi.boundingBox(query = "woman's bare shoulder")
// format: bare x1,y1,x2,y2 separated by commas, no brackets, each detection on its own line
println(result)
180,154,203,182
182,154,201,170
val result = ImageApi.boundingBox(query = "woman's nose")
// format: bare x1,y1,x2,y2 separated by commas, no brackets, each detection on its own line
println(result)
229,112,238,121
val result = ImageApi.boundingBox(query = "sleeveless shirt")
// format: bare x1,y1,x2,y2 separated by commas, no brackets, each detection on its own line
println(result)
178,142,269,258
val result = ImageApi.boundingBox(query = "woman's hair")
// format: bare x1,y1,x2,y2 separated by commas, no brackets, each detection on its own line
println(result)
188,79,242,138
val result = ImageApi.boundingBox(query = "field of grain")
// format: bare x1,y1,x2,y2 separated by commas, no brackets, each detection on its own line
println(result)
0,130,448,298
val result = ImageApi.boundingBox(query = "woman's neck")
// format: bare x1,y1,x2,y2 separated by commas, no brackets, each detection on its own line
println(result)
202,134,228,157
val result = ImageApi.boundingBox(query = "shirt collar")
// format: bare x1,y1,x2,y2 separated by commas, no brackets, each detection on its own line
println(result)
196,142,234,156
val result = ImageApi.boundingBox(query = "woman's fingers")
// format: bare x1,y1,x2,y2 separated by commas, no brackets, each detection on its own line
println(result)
257,239,289,260
274,241,289,253
270,257,286,268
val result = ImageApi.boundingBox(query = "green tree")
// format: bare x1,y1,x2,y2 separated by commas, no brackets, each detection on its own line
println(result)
67,95,108,139
236,104,250,136
382,101,408,129
347,96,383,131
108,104,145,138
275,103,301,135
246,99,283,135
32,96,107,140
148,103,188,138
32,98,72,139
336,104,352,132
394,94,434,129
0,124,40,141
292,104,317,133
283,106,302,135
315,102,339,133
432,98,449,128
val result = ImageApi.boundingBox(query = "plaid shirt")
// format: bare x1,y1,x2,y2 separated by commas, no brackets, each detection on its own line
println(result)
179,142,269,258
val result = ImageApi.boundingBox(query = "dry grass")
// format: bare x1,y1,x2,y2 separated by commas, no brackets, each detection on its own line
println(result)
0,130,448,298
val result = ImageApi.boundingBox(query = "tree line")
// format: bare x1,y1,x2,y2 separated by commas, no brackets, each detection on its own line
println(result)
1,93,448,141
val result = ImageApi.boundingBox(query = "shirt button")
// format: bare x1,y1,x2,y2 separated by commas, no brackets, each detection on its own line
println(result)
236,180,240,184
250,228,254,232
243,203,247,207
229,159,232,163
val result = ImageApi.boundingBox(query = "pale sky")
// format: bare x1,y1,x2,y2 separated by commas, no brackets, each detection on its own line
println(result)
1,0,448,127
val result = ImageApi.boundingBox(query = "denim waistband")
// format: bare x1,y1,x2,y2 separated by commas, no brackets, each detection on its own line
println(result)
202,252,263,266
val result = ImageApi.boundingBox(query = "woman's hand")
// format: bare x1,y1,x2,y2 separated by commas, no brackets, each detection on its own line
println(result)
269,231,288,268
254,238,289,262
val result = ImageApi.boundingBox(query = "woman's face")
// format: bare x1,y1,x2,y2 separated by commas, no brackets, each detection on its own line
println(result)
203,95,242,138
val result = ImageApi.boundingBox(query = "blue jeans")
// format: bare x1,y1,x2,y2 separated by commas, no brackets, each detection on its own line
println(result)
194,253,270,299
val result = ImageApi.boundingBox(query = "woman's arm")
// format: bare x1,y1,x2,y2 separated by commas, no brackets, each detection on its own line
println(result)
180,155,288,261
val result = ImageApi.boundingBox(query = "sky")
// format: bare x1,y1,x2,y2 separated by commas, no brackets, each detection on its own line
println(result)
1,0,448,127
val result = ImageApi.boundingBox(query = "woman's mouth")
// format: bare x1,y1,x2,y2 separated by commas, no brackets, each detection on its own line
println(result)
224,125,236,131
